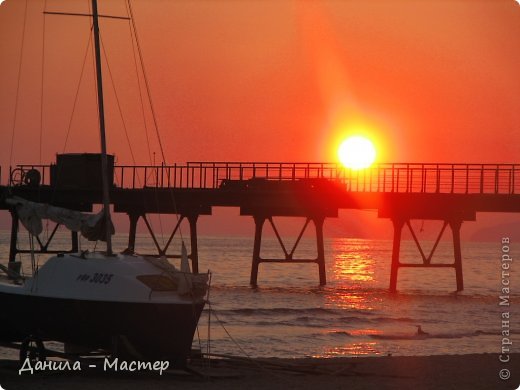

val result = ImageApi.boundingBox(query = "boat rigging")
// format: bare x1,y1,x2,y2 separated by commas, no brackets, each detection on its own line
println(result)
0,0,209,366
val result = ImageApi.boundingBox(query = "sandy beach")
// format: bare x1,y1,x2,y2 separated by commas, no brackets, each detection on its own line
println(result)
1,353,518,390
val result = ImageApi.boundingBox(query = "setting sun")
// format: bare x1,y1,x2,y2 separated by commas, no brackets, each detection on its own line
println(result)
338,136,376,169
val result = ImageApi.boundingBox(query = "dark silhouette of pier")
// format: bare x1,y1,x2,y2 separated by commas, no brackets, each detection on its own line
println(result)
2,161,520,291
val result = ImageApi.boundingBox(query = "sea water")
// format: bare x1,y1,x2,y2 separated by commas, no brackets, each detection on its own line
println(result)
0,230,518,359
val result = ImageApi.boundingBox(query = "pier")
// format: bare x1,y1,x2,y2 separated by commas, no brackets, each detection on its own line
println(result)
1,161,520,291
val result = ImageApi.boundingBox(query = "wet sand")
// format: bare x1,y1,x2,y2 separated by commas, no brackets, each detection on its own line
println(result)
1,353,519,390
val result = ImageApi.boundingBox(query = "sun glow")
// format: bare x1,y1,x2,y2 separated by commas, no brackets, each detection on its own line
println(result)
338,136,376,169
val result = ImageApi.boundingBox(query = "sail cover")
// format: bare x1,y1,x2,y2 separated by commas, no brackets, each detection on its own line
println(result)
6,196,115,241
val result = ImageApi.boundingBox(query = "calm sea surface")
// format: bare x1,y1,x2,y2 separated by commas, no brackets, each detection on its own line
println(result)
1,229,518,359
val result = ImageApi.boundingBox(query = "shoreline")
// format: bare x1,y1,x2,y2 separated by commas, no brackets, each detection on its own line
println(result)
1,353,519,390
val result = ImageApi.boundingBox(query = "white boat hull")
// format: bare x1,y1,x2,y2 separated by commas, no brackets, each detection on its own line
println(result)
0,252,207,364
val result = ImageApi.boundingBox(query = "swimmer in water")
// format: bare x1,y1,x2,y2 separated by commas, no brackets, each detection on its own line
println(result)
416,325,429,336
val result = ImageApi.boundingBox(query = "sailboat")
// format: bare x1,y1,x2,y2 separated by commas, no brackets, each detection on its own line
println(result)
0,0,208,365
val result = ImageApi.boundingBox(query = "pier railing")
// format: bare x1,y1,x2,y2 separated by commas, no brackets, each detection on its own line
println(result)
8,162,520,194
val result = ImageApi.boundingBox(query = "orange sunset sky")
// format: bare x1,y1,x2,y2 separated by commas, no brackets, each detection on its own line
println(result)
1,0,520,238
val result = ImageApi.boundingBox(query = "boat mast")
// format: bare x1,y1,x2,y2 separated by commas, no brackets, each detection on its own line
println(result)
91,0,113,255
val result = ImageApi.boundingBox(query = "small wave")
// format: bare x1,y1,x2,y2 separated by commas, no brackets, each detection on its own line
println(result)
214,307,364,317
370,334,429,340
474,330,495,336
249,320,324,328
328,330,353,337
369,330,490,341
305,329,498,341
212,308,427,329
370,316,416,324
474,330,520,336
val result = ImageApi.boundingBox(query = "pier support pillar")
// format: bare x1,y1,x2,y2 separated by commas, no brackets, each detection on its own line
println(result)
187,214,199,274
314,216,326,286
250,215,266,287
8,210,19,263
450,220,464,292
126,213,141,254
249,215,327,287
139,212,202,272
387,216,467,292
71,231,79,253
390,218,405,293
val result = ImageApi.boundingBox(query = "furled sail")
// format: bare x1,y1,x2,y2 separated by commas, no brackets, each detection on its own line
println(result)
6,196,114,242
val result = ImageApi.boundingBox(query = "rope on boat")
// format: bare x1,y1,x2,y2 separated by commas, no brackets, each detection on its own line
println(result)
29,232,36,275
39,0,48,165
206,272,212,370
125,0,187,251
8,0,29,175
204,302,289,381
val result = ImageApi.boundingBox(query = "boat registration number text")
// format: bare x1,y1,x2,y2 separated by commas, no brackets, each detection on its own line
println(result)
76,273,114,284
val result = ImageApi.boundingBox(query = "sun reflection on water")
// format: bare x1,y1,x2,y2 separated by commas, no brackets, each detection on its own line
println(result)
326,240,379,311
325,291,376,311
332,241,375,284
315,342,382,358
315,240,389,356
